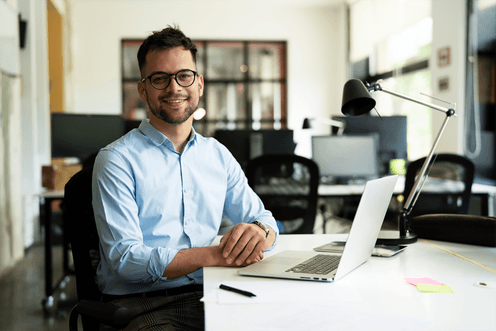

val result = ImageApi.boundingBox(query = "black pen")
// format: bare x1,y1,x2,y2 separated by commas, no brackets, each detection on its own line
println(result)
219,284,256,297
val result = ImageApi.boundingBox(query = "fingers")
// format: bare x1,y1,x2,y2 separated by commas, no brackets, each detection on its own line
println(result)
214,244,263,267
232,237,264,265
240,240,265,265
222,223,265,266
222,224,253,262
219,229,231,249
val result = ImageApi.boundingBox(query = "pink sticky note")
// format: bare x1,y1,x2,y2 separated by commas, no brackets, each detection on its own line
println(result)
405,277,444,286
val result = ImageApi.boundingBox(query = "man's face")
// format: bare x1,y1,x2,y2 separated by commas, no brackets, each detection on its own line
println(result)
137,47,204,126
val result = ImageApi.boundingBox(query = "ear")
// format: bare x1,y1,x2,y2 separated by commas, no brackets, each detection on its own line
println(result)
197,75,204,97
137,80,147,103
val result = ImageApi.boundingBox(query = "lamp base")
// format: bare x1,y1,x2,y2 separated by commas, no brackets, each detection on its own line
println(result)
376,230,418,245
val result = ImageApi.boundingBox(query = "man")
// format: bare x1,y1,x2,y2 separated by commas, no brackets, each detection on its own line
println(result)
92,26,278,331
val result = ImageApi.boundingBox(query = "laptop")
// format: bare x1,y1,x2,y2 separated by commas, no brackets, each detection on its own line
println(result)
238,175,399,282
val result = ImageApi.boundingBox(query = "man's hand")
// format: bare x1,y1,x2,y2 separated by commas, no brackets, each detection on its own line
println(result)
219,223,267,266
162,222,275,279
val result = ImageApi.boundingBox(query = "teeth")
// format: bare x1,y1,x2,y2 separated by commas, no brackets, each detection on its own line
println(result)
164,100,184,103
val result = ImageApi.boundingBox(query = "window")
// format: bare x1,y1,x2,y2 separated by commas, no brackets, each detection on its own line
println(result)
122,40,147,120
349,1,432,160
374,69,432,161
121,40,287,137
370,18,433,161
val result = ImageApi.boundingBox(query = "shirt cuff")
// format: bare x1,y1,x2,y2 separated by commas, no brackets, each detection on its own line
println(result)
148,247,180,281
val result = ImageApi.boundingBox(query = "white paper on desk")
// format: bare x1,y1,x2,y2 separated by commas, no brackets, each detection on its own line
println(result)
200,290,217,303
211,280,363,305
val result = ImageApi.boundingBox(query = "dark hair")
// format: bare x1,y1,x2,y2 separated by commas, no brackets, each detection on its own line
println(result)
137,25,197,74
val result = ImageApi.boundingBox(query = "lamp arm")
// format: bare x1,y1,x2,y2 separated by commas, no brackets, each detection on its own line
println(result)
315,117,346,135
369,84,453,114
316,117,345,128
397,113,454,236
369,82,457,238
402,114,452,215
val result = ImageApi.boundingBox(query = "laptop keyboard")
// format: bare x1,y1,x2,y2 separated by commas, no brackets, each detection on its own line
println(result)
286,254,341,275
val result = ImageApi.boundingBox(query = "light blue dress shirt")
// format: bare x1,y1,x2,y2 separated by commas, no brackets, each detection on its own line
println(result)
92,120,279,295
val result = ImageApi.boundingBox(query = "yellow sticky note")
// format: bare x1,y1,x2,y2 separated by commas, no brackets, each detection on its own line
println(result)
417,284,454,293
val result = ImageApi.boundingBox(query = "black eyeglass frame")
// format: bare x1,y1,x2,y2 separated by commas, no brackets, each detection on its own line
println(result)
141,69,198,90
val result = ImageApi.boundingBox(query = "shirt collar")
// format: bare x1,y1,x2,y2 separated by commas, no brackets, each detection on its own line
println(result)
138,119,197,147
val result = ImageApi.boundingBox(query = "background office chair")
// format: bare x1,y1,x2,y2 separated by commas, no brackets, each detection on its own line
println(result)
403,154,496,246
63,167,131,330
245,154,319,234
404,153,475,219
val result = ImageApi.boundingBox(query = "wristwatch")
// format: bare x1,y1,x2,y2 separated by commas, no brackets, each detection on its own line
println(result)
252,220,270,238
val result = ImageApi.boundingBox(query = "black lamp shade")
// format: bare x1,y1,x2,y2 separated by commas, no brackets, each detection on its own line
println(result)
341,79,376,116
302,118,311,129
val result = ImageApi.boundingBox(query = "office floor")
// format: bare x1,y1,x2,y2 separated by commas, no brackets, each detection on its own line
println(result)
0,244,78,331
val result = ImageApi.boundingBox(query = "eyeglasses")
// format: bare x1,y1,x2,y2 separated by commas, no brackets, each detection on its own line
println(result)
141,69,198,90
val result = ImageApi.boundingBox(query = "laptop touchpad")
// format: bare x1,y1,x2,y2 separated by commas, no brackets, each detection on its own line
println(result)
269,257,301,265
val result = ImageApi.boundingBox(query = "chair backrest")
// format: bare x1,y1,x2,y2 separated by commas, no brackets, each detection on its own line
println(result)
404,153,475,218
63,166,102,329
245,154,319,234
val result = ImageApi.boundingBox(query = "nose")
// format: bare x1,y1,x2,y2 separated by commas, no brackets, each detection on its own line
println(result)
166,74,182,90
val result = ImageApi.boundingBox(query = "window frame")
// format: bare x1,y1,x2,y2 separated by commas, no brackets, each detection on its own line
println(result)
121,39,287,137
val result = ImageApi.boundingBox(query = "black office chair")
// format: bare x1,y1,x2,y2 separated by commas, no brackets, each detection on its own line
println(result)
404,153,475,219
403,154,496,246
245,154,319,234
63,167,131,330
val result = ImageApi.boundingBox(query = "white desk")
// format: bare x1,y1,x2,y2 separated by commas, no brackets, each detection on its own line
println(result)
203,235,496,331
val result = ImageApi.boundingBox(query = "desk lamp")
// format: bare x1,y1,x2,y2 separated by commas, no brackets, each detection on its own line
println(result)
341,79,456,245
302,117,346,135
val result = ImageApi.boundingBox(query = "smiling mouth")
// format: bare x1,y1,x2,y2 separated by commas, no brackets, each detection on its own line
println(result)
163,99,186,104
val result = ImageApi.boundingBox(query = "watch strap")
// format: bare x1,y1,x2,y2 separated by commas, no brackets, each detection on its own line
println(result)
253,220,270,238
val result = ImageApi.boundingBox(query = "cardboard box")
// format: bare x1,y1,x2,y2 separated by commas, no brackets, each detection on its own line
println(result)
42,160,82,190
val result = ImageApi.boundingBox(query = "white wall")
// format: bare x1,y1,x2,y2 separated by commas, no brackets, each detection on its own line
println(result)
70,0,473,157
0,0,25,274
430,0,467,155
70,0,348,157
19,0,51,249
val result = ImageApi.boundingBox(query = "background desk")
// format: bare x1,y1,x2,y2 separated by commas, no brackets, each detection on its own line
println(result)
38,189,73,313
318,176,496,217
203,235,496,331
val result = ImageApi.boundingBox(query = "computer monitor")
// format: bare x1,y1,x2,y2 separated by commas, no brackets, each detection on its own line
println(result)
124,119,142,133
332,115,407,174
51,113,125,161
311,134,379,184
213,129,295,170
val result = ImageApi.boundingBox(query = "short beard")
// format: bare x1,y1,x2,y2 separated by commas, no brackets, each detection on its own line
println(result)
146,91,199,125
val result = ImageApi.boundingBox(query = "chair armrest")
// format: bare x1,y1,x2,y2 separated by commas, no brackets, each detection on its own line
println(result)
411,214,496,247
69,299,131,331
